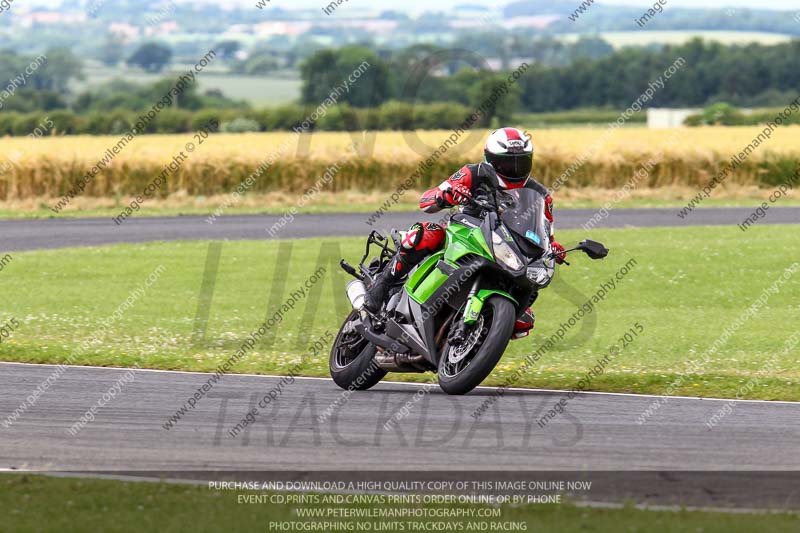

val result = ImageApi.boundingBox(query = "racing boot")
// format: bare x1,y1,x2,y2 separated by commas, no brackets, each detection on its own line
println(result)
364,222,444,313
363,256,405,314
512,307,535,339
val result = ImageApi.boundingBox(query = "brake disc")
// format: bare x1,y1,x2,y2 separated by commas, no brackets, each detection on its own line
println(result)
448,315,484,364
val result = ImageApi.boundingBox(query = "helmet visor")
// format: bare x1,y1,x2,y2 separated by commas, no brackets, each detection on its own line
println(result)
490,152,532,180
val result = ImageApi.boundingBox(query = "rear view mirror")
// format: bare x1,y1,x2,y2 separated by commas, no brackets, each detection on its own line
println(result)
578,240,609,260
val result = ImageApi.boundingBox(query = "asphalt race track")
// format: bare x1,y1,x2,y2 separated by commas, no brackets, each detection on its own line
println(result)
1,363,799,508
4,362,800,470
1,207,799,251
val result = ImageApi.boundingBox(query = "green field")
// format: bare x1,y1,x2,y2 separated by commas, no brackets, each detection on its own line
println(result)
516,108,646,128
1,475,798,533
73,64,302,107
1,225,797,400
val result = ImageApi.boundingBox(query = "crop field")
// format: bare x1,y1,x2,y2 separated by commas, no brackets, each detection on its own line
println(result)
1,127,799,206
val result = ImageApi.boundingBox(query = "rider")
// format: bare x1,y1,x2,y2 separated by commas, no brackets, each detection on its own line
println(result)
363,127,566,339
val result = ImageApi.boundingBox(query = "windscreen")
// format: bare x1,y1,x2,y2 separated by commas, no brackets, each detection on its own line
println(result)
498,188,550,259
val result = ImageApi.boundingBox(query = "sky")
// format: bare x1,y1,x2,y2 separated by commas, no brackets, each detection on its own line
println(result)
598,0,798,8
21,0,800,13
221,0,800,10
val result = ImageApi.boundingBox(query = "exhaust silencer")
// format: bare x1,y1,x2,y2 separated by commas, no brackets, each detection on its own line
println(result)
346,280,367,310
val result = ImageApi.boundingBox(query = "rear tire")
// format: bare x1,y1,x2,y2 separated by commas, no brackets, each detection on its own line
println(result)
329,310,387,391
437,296,515,395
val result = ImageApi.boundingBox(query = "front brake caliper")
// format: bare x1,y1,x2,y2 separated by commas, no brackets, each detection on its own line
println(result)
463,296,483,325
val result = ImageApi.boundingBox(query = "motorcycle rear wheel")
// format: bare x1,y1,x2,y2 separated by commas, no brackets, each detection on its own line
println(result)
329,310,387,391
437,296,515,395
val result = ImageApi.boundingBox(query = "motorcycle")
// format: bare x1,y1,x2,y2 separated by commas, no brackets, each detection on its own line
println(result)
330,186,609,395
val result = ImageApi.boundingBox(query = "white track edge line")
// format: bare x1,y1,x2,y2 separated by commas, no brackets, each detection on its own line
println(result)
2,361,798,405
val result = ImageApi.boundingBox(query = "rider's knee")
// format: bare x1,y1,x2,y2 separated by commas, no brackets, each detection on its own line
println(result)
417,222,445,251
401,222,444,253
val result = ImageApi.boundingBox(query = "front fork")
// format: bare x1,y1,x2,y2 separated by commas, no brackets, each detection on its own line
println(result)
448,276,481,345
463,276,483,326
448,276,518,344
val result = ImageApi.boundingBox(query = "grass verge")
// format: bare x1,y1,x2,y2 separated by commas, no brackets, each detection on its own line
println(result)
0,226,798,400
0,186,797,219
1,474,798,533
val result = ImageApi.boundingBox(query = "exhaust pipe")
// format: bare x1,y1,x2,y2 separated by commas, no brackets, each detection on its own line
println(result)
354,315,411,355
375,352,427,372
346,280,366,310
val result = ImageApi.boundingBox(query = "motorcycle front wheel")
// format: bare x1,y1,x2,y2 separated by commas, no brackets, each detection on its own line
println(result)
329,310,387,391
437,296,515,395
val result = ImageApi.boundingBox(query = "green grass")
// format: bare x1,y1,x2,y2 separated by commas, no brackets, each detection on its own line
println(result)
1,225,798,400
2,475,798,533
3,195,799,220
516,108,646,127
0,201,418,220
73,64,302,107
198,74,301,107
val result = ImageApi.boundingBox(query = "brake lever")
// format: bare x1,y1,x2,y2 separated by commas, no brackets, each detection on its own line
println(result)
548,252,570,266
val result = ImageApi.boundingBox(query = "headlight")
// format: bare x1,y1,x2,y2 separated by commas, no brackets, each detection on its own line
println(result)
526,256,555,287
491,232,524,270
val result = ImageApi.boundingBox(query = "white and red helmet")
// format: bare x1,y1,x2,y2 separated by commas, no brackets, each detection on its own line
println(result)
484,127,533,188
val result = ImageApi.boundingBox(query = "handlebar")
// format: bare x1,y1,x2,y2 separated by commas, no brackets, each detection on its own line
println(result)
461,194,498,215
456,192,608,266
461,194,490,210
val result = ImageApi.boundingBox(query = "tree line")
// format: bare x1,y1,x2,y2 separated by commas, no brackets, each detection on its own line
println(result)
2,38,800,136
300,39,800,112
0,102,496,136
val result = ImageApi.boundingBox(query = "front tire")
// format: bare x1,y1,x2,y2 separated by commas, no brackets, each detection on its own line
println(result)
437,296,515,395
329,310,387,391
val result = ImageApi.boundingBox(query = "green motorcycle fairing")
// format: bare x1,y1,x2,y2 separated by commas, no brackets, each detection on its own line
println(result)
405,221,517,319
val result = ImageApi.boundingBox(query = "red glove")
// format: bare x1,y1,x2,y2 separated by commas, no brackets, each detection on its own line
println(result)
442,184,472,206
551,240,566,264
